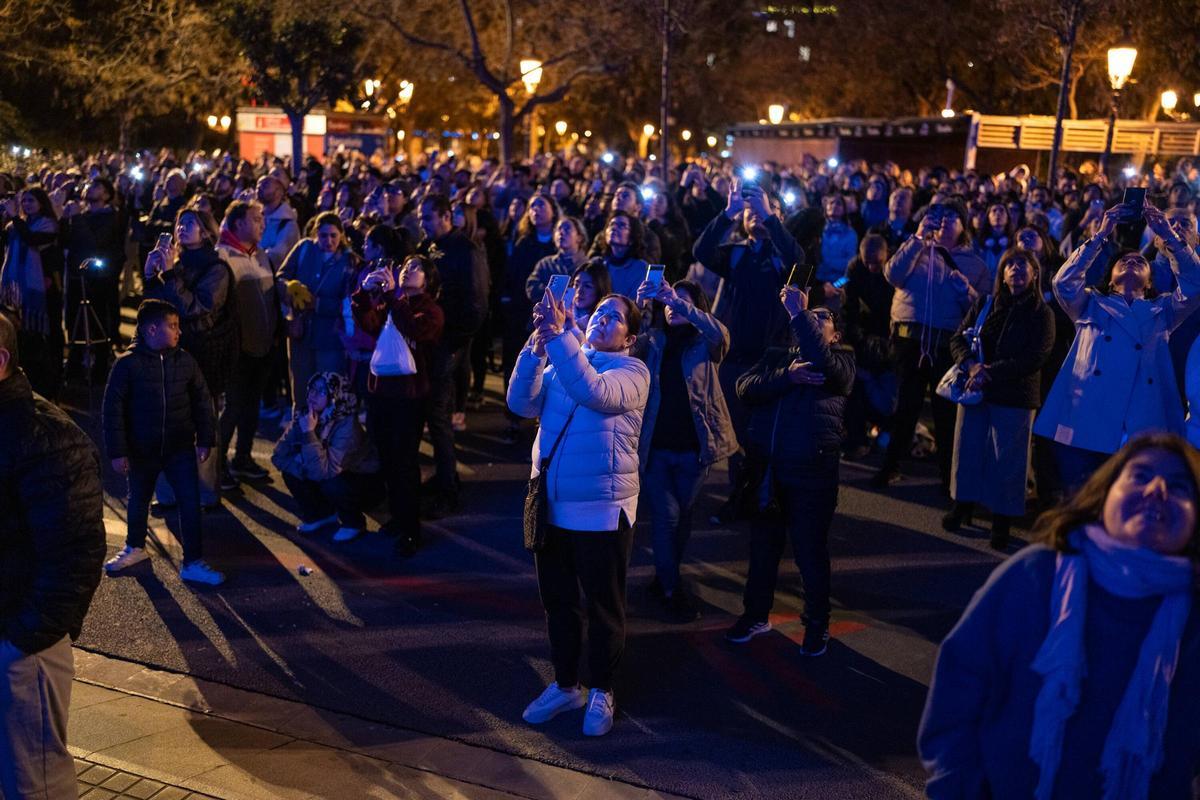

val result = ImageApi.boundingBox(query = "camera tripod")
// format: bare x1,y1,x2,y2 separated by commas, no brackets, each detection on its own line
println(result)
70,257,110,393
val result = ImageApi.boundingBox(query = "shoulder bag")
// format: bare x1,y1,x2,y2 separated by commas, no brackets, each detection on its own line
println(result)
523,404,578,553
936,295,994,406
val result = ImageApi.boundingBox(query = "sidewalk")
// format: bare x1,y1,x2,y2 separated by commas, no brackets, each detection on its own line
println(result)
69,649,686,800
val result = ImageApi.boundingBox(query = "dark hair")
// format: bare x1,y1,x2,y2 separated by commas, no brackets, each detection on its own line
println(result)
0,309,18,369
992,247,1043,301
222,199,257,232
402,254,441,299
598,293,642,338
602,210,645,260
175,206,217,247
313,210,344,234
1033,433,1200,562
89,177,115,204
136,298,179,330
518,194,562,239
672,279,711,315
570,260,613,312
365,224,408,261
419,192,452,217
1100,249,1157,299
20,186,57,222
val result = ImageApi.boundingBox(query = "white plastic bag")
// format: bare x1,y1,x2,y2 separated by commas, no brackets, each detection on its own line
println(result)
369,315,417,376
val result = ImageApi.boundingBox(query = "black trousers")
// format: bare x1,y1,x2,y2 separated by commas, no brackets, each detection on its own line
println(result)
742,453,839,629
366,394,427,537
883,332,956,487
718,355,757,490
280,469,384,528
220,352,271,463
534,518,634,692
426,344,467,492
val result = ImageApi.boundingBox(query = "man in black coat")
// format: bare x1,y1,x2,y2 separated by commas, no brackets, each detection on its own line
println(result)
0,311,105,798
724,287,855,657
63,177,128,377
416,193,489,511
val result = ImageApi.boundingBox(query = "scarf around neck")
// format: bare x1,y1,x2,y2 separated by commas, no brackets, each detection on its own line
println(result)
1029,524,1193,800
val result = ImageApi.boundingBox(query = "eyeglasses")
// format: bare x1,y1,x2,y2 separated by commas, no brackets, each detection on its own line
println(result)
811,310,835,322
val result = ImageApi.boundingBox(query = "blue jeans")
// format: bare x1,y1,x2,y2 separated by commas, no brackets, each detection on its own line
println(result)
644,448,710,594
127,449,204,564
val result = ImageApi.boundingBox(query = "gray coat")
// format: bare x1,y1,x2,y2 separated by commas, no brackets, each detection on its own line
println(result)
634,307,739,468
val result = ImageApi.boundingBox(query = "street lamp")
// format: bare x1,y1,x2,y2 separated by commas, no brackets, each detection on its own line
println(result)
219,115,231,131
397,80,414,107
767,104,784,125
1161,89,1179,118
521,59,543,158
643,123,656,137
206,114,230,133
206,115,219,129
1195,92,1200,109
554,120,568,137
706,135,718,148
1100,36,1137,176
680,129,692,141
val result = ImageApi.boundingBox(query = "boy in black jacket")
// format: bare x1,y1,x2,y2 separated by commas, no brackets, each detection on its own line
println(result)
101,299,224,585
725,286,855,656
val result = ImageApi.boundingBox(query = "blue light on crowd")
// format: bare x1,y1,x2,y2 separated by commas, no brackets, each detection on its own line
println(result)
827,157,839,168
783,191,797,206
741,165,759,181
601,153,615,164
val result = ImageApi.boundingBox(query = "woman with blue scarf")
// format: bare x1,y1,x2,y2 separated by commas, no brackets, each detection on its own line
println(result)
920,433,1200,799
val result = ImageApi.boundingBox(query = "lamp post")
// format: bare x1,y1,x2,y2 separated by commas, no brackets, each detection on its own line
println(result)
768,104,784,125
1100,37,1137,176
1161,90,1179,120
520,59,543,159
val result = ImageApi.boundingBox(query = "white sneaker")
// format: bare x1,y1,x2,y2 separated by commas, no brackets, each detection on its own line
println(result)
180,560,225,586
297,514,338,533
104,546,149,574
522,682,586,724
332,526,361,542
582,688,614,736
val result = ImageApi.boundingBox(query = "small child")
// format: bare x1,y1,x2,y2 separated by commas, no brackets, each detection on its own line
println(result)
101,299,224,585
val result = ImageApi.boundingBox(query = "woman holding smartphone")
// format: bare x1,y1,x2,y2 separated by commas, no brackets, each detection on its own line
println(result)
508,289,650,737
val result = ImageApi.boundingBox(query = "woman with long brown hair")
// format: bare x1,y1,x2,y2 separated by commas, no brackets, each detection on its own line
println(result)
920,433,1200,798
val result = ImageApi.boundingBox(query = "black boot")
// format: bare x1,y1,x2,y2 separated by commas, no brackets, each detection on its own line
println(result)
941,501,975,532
990,515,1012,551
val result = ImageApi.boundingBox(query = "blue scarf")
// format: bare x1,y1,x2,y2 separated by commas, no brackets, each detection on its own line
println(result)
0,217,55,335
1029,524,1193,800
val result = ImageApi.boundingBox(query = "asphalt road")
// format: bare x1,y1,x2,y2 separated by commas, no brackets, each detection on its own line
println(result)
70,370,1017,800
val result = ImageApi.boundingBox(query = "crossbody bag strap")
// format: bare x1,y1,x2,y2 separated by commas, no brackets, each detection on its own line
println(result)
541,404,579,468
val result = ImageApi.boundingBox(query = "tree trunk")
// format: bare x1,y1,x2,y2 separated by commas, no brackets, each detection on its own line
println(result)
1047,1,1081,187
118,110,134,152
286,108,305,174
498,95,515,163
659,0,671,174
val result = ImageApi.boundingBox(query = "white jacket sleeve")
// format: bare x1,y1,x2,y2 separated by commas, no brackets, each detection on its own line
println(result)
506,345,548,419
546,332,650,415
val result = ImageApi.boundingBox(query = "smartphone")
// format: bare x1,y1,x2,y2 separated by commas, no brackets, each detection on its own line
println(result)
832,275,850,290
547,273,570,302
645,264,666,288
155,233,173,250
786,264,803,287
1122,187,1146,220
562,286,577,309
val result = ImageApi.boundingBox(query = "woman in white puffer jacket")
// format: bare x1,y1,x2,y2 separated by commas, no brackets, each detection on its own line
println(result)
507,290,650,739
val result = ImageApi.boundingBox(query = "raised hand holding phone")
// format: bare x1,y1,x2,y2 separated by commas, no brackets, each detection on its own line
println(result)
780,285,808,318
725,178,746,219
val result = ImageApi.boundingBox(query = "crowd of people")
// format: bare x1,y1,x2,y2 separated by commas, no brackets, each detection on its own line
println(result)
1,140,1199,787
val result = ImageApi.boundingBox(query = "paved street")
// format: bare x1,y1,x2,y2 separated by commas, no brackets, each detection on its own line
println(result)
68,367,1014,799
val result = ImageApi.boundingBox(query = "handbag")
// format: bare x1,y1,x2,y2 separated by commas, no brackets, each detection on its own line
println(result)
370,314,417,376
936,295,993,405
523,405,578,553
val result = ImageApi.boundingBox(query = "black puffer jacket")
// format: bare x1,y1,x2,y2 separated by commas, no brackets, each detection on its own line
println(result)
737,311,855,464
0,371,105,654
145,245,240,396
949,288,1055,409
102,340,216,460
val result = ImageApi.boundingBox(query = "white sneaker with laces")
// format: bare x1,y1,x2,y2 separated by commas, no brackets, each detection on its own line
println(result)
522,682,586,724
180,560,225,586
104,546,149,574
582,688,614,736
332,526,361,542
297,514,338,534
